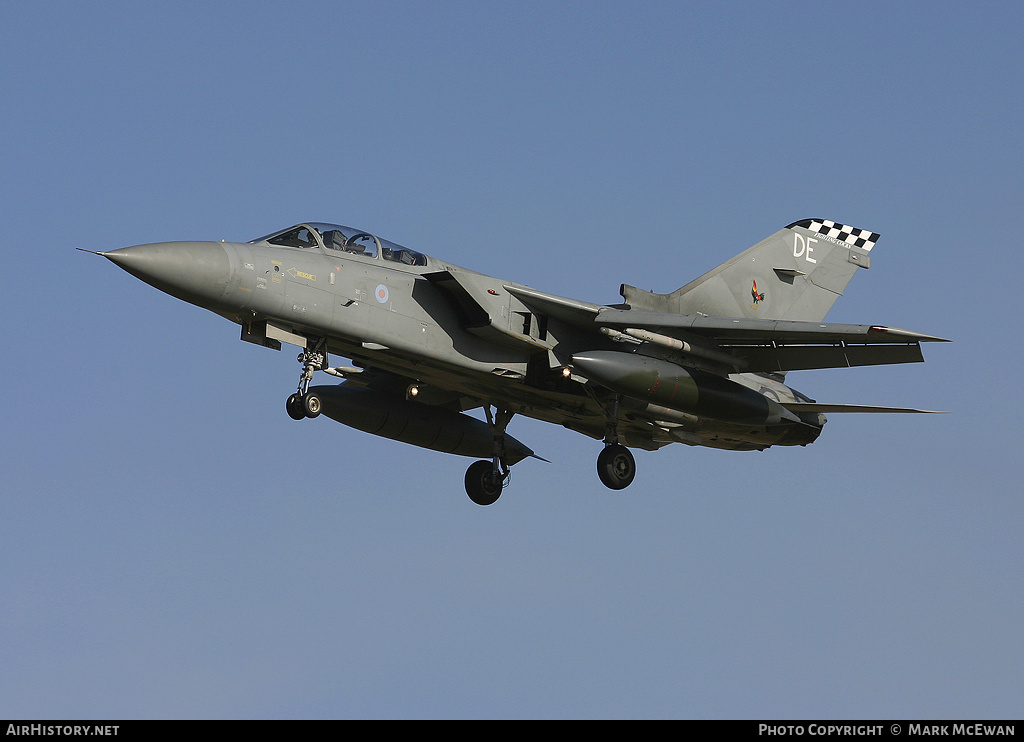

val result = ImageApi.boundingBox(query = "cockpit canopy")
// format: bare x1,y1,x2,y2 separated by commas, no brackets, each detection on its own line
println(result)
249,223,428,266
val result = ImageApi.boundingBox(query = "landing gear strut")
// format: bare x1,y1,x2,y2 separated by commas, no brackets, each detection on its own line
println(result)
286,344,327,420
464,405,514,506
596,393,636,490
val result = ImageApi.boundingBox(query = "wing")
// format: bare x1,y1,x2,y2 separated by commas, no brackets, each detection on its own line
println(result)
501,285,947,374
781,402,947,414
594,308,949,372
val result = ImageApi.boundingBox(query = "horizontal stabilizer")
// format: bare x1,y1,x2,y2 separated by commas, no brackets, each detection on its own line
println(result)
782,402,947,414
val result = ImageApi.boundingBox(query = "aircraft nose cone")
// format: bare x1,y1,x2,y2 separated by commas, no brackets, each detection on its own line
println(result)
103,241,233,309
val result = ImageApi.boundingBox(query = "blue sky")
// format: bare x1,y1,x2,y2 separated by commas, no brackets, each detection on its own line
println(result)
2,1,1021,719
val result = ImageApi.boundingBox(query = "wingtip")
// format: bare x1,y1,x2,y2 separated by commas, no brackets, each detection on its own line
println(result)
869,326,951,342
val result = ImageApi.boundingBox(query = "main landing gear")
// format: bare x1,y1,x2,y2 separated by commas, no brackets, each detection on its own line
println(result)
597,444,636,490
596,393,636,490
286,347,326,420
464,405,514,506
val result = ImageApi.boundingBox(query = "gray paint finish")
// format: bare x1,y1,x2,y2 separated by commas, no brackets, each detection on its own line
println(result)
92,219,946,503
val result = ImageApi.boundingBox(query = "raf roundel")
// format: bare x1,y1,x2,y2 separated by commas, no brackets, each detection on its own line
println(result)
375,284,389,303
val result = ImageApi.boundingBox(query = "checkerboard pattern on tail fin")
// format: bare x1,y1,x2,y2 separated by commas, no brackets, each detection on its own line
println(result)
787,219,880,251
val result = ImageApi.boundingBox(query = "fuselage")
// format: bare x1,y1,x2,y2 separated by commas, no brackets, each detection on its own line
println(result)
102,222,826,452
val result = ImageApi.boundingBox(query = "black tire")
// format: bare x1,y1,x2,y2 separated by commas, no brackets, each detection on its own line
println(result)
286,393,306,420
465,460,502,506
302,392,322,418
597,444,636,490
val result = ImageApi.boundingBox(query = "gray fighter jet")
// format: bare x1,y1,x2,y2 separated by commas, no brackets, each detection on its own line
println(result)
85,218,946,504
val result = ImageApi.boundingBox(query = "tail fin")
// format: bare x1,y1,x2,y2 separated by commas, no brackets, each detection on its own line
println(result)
621,219,878,322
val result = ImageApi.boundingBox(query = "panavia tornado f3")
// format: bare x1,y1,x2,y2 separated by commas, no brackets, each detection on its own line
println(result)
85,218,947,505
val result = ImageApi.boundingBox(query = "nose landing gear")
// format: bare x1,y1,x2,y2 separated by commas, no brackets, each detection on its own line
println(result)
286,346,327,420
286,390,321,419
